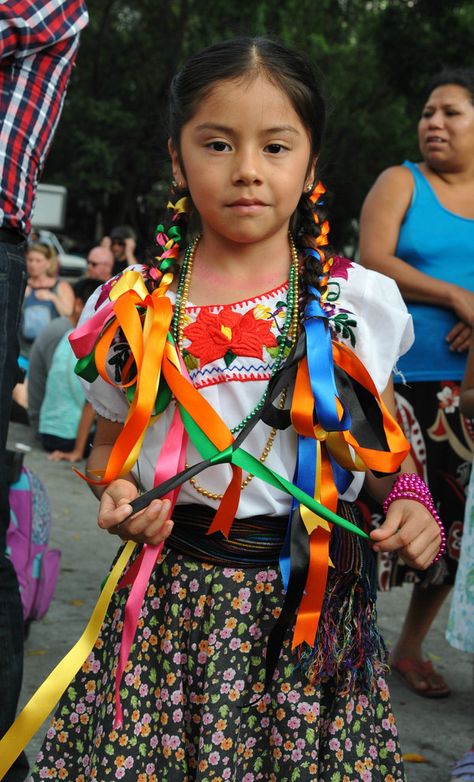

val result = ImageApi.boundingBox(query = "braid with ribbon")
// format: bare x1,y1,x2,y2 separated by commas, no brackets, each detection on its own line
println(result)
294,180,334,318
148,185,193,288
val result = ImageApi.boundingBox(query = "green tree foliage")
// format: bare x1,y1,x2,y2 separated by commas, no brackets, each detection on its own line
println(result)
43,0,474,253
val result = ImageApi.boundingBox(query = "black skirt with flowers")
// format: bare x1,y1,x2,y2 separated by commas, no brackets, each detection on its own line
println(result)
357,380,474,590
29,505,406,782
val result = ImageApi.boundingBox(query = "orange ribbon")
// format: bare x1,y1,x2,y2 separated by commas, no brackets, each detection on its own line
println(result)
289,340,409,649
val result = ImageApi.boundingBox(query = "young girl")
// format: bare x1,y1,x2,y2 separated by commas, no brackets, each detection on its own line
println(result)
25,37,443,782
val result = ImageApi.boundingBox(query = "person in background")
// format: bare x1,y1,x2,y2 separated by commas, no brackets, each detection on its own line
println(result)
359,67,474,698
27,315,70,433
447,335,474,782
103,225,139,274
0,3,88,780
28,278,101,444
13,242,74,413
20,243,74,358
38,278,101,462
85,245,114,282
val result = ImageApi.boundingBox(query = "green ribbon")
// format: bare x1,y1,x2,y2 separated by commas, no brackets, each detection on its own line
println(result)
75,353,98,382
178,407,367,539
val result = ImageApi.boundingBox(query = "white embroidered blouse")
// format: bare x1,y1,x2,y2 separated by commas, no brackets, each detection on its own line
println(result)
79,258,413,517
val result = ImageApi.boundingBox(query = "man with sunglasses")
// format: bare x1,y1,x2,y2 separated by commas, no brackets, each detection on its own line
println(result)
85,246,114,282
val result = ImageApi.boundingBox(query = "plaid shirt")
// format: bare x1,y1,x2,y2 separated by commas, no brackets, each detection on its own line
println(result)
0,1,89,236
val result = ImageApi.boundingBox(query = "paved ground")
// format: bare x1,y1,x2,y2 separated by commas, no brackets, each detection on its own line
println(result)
6,420,473,781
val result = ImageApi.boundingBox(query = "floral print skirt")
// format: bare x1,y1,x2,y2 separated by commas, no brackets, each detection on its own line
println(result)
29,545,406,782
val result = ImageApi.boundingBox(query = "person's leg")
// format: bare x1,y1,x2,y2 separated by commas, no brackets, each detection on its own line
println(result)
391,582,452,694
0,243,29,780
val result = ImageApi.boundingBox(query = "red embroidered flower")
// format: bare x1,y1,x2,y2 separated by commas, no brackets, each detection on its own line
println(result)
184,306,278,367
330,256,353,281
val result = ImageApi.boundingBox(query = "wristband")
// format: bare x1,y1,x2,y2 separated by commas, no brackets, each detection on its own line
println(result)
383,472,446,564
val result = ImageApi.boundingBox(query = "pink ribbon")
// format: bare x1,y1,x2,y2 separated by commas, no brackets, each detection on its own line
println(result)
69,300,114,358
113,403,188,727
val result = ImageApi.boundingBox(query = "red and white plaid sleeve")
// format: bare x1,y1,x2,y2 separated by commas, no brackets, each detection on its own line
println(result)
0,0,89,236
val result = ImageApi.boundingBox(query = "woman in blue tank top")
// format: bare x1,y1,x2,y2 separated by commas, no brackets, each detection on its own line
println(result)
21,242,75,358
12,242,75,414
359,68,474,713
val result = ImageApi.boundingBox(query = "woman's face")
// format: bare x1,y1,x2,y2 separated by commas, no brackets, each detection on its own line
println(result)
27,250,50,279
418,84,474,172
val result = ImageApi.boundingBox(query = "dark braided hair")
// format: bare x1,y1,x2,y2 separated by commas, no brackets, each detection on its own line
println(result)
293,182,335,321
155,37,335,310
148,187,193,286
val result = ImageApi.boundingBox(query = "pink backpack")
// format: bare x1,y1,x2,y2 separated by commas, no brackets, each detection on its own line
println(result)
7,466,61,622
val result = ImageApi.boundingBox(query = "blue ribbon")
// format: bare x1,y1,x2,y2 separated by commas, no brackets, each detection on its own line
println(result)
279,436,318,590
304,289,351,433
279,501,294,591
278,291,356,588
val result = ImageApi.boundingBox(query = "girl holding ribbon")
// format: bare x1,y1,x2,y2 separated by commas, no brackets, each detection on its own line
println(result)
23,37,444,782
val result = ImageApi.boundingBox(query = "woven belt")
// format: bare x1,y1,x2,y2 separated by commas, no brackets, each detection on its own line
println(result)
167,504,288,567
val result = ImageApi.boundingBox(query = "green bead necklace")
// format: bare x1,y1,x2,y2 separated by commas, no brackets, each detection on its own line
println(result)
172,234,299,434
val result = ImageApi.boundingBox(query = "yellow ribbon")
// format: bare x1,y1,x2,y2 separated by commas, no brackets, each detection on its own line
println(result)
0,542,136,780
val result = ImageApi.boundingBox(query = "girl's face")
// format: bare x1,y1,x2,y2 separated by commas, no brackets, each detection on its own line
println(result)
27,249,50,278
418,84,474,172
170,75,315,249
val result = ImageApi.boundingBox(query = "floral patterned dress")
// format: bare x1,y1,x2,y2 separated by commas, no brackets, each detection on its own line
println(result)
29,259,412,781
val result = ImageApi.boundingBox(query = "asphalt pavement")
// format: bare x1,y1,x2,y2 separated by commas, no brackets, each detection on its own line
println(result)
6,420,473,782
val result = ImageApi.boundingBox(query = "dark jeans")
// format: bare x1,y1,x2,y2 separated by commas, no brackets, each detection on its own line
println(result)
41,433,76,453
0,243,29,780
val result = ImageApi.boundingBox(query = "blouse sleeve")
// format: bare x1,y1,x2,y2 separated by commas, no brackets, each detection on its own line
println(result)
330,260,414,392
75,283,130,423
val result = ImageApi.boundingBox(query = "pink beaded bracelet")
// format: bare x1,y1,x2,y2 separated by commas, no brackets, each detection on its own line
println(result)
382,472,447,564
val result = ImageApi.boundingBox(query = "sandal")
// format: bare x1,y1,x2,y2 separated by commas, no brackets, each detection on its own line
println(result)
450,749,474,781
390,657,451,698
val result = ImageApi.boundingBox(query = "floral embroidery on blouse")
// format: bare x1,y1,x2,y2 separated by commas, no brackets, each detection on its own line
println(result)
180,284,293,389
183,307,278,369
102,260,361,389
326,256,358,348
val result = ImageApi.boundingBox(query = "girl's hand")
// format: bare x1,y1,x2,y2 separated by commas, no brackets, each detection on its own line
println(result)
446,321,472,352
369,499,441,570
98,479,174,546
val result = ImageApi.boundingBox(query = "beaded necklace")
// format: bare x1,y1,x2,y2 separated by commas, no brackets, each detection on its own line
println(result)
172,234,299,434
172,235,299,500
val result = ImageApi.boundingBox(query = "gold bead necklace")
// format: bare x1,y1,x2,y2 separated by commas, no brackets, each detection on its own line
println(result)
185,388,287,500
175,235,299,498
